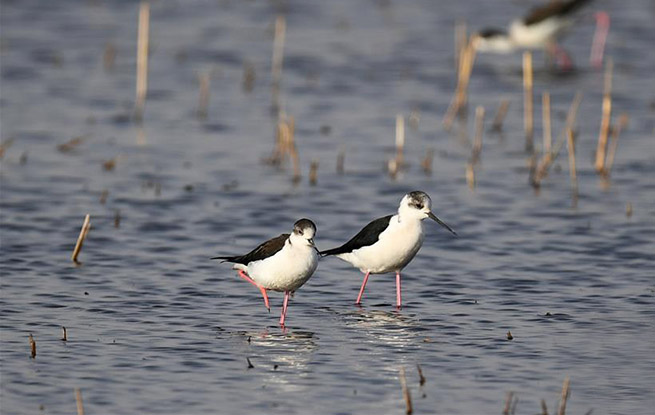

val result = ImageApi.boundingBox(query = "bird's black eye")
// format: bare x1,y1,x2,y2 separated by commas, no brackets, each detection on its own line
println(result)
297,229,303,235
416,203,423,209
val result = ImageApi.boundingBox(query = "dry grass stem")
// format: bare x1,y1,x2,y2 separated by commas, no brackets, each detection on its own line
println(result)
421,148,434,175
309,159,318,186
336,146,345,174
595,58,613,172
523,51,534,151
490,99,510,132
471,106,485,164
61,326,67,341
454,20,467,71
134,1,150,122
466,162,475,190
57,136,88,153
604,113,628,177
503,391,514,415
541,399,549,415
395,114,405,167
566,128,578,193
443,38,477,130
416,364,426,386
399,367,413,415
72,214,91,263
542,92,552,155
557,377,571,415
29,333,36,359
197,72,211,120
75,388,85,415
271,15,286,110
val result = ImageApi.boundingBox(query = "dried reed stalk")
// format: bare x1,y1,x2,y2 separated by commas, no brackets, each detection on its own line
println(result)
395,114,405,167
242,62,255,93
454,21,467,72
603,113,628,176
72,214,91,263
542,92,552,155
490,99,510,132
29,334,36,358
443,38,477,130
466,162,475,190
557,377,570,415
336,146,345,174
594,58,613,172
523,52,534,152
309,159,318,186
541,399,549,415
271,15,286,110
399,367,413,415
61,326,67,341
197,71,211,120
134,1,150,122
503,391,514,415
75,388,85,415
416,364,426,386
57,136,87,153
566,128,578,194
421,148,434,175
471,106,485,164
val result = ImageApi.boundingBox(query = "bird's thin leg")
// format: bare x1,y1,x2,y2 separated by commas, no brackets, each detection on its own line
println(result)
396,272,402,309
238,270,270,311
355,271,371,305
590,11,610,68
549,42,573,71
279,291,290,326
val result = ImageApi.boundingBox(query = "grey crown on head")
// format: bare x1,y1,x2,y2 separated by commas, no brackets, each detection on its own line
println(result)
293,218,316,234
407,191,431,210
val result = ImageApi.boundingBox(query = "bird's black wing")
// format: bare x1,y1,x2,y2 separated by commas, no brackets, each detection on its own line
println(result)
212,233,289,265
320,215,392,256
523,0,592,26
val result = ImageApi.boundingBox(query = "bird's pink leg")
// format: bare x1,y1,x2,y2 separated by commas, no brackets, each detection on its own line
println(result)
396,272,402,309
590,11,610,68
355,271,371,305
279,291,290,326
238,270,270,311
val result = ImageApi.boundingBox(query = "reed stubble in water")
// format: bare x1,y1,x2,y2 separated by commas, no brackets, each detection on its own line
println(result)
399,367,413,415
134,2,150,122
523,52,534,152
490,99,510,132
28,333,36,359
444,38,477,130
75,388,85,415
72,214,91,263
595,58,613,173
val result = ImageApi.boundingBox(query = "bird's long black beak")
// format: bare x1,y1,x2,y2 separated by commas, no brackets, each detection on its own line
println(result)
428,212,457,236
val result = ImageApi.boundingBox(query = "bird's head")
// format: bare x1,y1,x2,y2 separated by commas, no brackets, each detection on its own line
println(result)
291,218,317,246
399,191,457,236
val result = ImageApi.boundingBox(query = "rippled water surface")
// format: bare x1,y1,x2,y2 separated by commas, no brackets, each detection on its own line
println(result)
1,1,654,414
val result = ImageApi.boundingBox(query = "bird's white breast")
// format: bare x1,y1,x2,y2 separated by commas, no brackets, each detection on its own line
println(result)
243,241,318,292
338,215,424,274
510,17,569,48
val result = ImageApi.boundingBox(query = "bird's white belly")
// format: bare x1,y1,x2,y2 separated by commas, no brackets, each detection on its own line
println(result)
510,18,566,48
245,247,318,292
339,222,424,274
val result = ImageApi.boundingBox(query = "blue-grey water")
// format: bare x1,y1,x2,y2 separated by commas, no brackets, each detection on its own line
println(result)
1,0,654,414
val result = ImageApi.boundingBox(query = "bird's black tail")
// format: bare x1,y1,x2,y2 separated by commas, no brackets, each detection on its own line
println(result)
210,255,236,263
319,247,345,257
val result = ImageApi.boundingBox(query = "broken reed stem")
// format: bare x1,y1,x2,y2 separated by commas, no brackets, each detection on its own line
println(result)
557,377,571,415
541,399,549,415
491,99,510,132
336,146,345,174
566,128,578,194
532,92,583,186
75,388,85,415
197,71,211,120
399,367,413,415
454,20,467,72
134,1,150,122
395,114,405,166
29,334,36,358
421,148,434,175
61,326,68,341
595,58,613,172
72,214,91,263
443,38,477,130
604,113,628,176
502,391,514,415
523,51,534,152
466,162,475,190
542,92,552,155
309,159,318,186
471,106,485,164
271,15,286,110
416,364,426,386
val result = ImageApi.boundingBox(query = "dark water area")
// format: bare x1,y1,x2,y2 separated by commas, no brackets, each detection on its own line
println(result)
1,0,654,414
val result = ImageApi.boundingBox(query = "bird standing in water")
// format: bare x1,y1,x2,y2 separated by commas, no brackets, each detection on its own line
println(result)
320,191,457,309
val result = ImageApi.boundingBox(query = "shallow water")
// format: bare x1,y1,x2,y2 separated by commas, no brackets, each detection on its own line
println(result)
1,0,654,414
